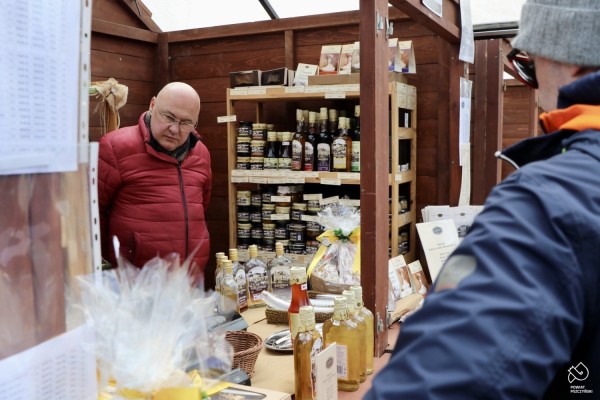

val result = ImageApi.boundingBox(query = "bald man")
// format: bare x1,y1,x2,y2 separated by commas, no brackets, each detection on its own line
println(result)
98,82,212,284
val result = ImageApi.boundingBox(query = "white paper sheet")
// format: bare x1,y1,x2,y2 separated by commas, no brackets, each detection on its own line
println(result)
0,0,82,175
0,324,98,400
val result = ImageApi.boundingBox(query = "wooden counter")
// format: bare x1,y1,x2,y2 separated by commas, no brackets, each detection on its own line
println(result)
242,306,402,398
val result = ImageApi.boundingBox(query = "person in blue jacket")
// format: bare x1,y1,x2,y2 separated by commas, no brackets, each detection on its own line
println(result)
364,0,600,398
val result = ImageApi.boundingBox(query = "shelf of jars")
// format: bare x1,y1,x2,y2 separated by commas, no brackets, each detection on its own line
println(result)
225,77,417,261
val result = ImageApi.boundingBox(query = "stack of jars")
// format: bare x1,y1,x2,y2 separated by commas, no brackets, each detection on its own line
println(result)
237,184,327,254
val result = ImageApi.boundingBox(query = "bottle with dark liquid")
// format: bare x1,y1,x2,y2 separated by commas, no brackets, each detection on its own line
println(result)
278,132,292,170
332,116,352,172
291,109,306,171
303,111,318,171
351,105,361,172
263,130,279,170
316,107,332,172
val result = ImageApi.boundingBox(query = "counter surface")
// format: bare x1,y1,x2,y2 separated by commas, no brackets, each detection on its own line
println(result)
242,306,401,398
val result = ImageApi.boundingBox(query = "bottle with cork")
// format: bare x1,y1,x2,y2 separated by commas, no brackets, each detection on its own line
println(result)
229,248,247,311
351,285,374,375
219,259,240,316
245,244,269,308
342,289,367,383
322,296,360,391
294,305,323,400
288,266,312,343
267,242,292,301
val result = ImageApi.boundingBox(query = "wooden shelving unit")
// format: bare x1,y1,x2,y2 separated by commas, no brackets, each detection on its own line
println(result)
225,76,417,262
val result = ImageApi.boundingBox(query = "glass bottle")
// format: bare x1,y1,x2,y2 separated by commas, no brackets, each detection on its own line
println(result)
351,105,361,172
303,111,318,171
288,266,312,343
351,285,375,375
332,116,352,172
267,242,292,300
294,306,323,400
342,289,366,383
322,296,360,391
214,252,226,293
219,260,240,316
263,130,279,170
316,107,332,172
230,248,247,311
278,132,292,170
291,109,306,171
245,244,269,308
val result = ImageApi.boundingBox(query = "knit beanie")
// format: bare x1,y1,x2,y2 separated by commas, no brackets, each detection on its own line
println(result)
512,0,600,67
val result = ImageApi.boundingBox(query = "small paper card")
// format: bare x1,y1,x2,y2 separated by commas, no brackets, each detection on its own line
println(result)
388,38,398,71
389,254,414,300
351,41,360,73
394,40,417,74
416,219,460,282
315,344,338,400
338,43,355,74
318,45,342,75
293,63,319,86
408,260,430,295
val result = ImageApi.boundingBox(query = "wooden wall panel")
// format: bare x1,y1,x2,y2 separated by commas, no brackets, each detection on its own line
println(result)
89,4,457,289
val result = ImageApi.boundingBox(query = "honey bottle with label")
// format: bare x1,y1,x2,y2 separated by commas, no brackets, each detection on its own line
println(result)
322,296,360,391
342,289,366,382
294,306,323,400
351,285,374,375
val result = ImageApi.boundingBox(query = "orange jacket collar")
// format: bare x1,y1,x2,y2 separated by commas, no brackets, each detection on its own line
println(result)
539,104,600,133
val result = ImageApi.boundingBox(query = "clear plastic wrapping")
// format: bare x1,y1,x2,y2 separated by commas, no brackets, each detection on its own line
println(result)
307,203,361,294
70,252,233,396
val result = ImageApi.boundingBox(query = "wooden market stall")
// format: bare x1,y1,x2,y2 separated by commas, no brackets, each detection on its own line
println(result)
87,0,492,357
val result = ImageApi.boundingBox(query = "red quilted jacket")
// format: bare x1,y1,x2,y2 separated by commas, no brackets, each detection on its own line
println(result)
98,113,212,281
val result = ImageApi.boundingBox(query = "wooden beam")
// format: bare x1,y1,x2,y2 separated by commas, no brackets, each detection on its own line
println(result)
155,33,170,92
92,18,159,43
360,0,390,357
388,0,460,43
167,8,410,42
472,39,503,203
120,0,163,32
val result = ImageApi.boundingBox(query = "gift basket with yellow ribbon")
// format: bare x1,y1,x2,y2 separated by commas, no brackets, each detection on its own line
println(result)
307,203,361,294
70,240,235,400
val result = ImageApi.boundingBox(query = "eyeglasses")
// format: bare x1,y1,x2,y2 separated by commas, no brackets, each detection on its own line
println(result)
157,111,197,133
507,48,538,89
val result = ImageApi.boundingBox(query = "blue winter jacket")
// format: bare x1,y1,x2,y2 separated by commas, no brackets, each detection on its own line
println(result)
364,71,600,399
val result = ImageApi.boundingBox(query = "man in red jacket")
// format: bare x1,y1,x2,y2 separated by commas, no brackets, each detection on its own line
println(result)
98,82,212,284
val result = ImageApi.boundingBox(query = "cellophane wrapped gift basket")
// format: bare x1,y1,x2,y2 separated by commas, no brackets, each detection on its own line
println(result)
307,203,361,294
70,247,235,400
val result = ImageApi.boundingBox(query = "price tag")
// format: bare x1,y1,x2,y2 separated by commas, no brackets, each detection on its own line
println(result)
217,115,236,123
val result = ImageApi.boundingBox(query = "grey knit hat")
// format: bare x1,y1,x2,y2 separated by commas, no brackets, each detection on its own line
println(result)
512,0,600,66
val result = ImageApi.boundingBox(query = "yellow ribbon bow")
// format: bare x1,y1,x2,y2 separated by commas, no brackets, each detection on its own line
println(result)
307,227,361,276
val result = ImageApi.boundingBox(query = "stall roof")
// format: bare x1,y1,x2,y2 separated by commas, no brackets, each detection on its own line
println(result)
140,0,526,33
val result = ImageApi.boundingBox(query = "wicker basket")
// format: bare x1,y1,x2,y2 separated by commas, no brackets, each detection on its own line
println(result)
226,330,263,377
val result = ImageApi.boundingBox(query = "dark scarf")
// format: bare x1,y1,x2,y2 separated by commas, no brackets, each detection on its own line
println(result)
145,112,191,163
